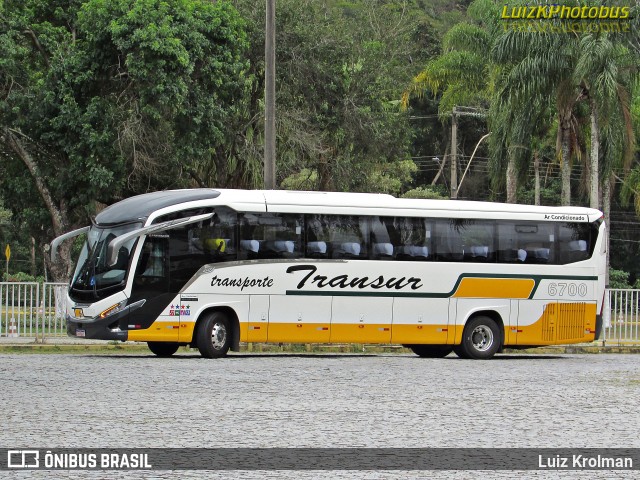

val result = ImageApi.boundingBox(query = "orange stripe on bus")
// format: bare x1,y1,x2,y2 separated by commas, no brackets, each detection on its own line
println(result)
453,277,535,299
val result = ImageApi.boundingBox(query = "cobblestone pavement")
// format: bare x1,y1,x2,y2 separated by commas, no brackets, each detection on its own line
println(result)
1,352,639,479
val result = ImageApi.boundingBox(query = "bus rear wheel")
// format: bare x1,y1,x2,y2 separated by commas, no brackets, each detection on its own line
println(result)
196,311,231,358
147,342,179,357
407,345,453,358
456,316,501,360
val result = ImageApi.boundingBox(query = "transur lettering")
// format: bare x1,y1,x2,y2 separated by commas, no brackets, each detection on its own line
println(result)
286,265,423,291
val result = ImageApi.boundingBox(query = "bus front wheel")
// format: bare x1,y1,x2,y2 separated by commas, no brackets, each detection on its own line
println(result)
196,311,231,358
456,316,501,360
407,345,453,358
147,342,179,357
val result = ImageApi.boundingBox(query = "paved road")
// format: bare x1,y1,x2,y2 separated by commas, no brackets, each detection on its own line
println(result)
1,352,638,479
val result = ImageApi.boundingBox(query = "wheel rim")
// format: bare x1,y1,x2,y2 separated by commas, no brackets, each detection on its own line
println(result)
210,321,227,350
471,325,494,352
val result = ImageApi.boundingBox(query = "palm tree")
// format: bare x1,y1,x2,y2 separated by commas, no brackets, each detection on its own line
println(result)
576,34,636,207
401,0,500,196
401,20,494,118
492,25,584,206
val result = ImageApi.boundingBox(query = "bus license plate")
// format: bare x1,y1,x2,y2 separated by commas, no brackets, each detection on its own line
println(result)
76,329,86,337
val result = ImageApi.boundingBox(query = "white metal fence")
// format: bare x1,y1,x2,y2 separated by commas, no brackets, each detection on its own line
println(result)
602,289,640,346
0,282,67,341
1,283,640,345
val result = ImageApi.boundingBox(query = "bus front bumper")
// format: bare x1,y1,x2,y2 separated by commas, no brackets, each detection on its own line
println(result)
66,313,129,341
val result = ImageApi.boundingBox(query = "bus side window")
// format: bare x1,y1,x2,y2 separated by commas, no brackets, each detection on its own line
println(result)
201,208,237,263
305,215,330,258
239,213,261,260
395,217,430,261
371,217,394,260
559,223,590,264
241,213,303,260
517,222,554,264
434,219,464,261
460,220,494,263
331,216,368,260
497,222,523,263
132,236,169,295
262,214,303,259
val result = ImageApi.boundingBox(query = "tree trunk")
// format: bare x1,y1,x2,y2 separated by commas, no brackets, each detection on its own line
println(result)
30,237,36,277
589,102,600,209
559,109,572,206
534,150,541,206
1,128,72,281
602,174,612,286
317,152,333,191
506,153,517,203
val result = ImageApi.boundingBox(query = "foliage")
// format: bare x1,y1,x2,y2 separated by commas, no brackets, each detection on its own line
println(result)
609,269,631,289
1,271,45,283
402,0,499,114
0,200,10,229
234,0,430,193
401,185,448,199
0,0,638,280
281,169,319,191
0,0,249,279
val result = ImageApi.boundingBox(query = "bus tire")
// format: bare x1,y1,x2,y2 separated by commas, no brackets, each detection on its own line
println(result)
458,316,501,360
407,345,453,358
196,311,231,358
452,345,470,359
147,342,179,357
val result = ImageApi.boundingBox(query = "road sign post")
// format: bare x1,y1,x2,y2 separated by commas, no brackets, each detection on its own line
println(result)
5,244,10,279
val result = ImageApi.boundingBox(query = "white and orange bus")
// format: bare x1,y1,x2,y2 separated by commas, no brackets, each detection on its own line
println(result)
51,189,606,359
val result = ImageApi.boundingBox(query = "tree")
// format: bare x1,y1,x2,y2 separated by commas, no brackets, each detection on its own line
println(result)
234,0,428,195
0,0,248,280
401,21,494,118
575,32,636,256
493,23,584,206
492,1,638,208
401,0,499,198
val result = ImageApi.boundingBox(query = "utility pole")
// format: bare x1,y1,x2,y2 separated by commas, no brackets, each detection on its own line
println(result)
450,107,458,199
264,0,276,189
449,106,487,199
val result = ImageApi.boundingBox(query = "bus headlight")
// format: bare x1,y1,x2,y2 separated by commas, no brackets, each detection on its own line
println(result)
99,300,128,319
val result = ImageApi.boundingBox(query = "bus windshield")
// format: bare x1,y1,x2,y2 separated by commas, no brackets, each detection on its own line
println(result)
70,223,142,301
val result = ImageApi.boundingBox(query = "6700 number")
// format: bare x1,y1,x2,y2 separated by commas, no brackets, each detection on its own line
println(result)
547,282,588,297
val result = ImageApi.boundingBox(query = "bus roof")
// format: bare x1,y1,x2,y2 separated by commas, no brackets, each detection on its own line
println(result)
259,190,603,221
96,189,221,225
94,188,604,225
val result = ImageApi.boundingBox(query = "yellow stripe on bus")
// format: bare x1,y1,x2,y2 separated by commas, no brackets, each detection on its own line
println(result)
128,322,181,342
452,277,535,299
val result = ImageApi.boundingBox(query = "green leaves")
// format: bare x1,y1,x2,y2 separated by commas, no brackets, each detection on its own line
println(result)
1,0,250,278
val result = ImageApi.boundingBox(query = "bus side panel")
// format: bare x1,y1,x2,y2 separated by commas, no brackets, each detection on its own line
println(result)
128,314,180,342
175,295,249,343
506,300,519,345
391,298,449,345
331,297,392,344
247,295,269,343
267,295,331,343
516,300,597,345
451,299,511,345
